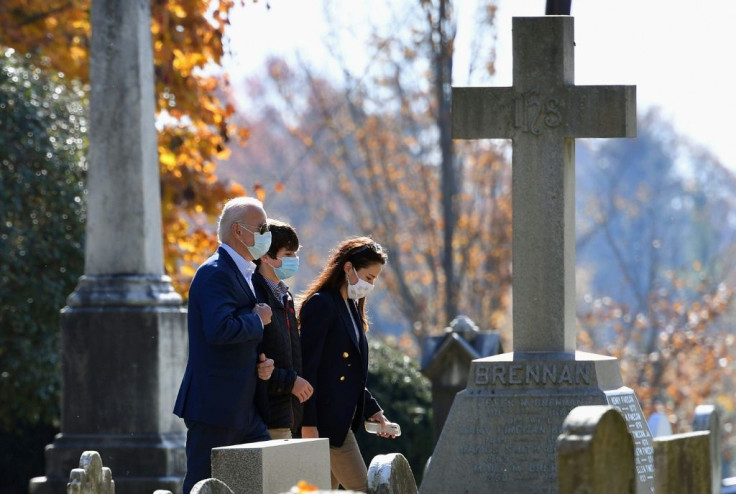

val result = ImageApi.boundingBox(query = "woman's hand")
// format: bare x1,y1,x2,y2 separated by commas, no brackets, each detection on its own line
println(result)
301,426,319,439
368,411,396,439
291,376,314,403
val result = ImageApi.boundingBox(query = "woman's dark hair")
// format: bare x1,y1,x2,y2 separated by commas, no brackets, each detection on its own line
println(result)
297,236,387,330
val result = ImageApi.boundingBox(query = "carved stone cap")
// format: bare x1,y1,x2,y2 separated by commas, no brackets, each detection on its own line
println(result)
66,274,183,307
67,451,114,494
444,314,481,342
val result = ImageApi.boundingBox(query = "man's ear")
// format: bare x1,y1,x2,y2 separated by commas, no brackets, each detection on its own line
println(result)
261,254,277,267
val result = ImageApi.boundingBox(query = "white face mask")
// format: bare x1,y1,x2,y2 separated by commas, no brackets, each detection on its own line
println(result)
347,267,374,300
236,228,272,260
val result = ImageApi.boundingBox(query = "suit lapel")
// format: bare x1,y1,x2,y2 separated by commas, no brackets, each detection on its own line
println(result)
333,292,362,353
349,301,370,373
218,246,257,304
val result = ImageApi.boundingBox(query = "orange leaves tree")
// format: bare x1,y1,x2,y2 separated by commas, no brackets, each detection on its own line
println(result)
0,0,250,296
575,111,736,467
232,0,512,337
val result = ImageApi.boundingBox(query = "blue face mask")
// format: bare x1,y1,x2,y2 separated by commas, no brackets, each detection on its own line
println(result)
274,256,299,279
238,230,272,260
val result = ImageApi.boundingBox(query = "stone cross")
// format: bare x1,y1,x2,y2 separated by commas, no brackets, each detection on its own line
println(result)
419,16,651,493
452,16,636,352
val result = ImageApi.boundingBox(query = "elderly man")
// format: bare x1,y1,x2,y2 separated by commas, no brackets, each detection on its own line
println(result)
174,197,275,493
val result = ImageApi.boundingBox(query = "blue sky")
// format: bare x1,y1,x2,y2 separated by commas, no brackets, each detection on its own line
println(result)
225,0,736,170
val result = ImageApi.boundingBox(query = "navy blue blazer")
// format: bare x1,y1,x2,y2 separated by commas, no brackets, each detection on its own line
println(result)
173,246,268,430
300,290,381,447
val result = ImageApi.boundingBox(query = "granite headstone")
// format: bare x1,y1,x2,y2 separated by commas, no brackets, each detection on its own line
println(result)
693,404,722,494
66,451,114,494
557,406,635,493
367,453,417,494
211,438,331,494
653,431,711,493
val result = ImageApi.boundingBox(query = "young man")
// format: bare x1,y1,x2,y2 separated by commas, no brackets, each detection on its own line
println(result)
252,219,313,439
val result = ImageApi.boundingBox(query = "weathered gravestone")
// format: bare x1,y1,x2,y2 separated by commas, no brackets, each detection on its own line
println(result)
367,453,417,494
557,406,635,493
653,431,711,494
693,404,722,494
29,0,187,492
211,438,331,494
419,16,654,493
190,479,234,494
67,451,114,494
421,315,503,443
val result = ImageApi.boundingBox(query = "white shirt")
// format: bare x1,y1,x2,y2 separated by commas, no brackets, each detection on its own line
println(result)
344,298,361,342
220,243,257,298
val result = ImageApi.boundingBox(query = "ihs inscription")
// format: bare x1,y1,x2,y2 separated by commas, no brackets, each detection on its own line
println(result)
514,89,563,135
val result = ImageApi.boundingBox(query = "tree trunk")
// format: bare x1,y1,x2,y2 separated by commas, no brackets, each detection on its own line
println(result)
436,0,457,324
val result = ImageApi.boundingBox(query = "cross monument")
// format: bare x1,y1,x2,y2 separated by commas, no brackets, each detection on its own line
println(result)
420,17,654,493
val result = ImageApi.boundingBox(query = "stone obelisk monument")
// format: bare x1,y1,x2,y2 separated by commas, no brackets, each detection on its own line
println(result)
420,17,655,493
29,0,187,492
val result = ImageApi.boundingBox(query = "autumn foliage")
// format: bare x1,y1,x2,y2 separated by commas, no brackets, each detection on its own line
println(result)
0,0,251,295
575,119,736,470
233,10,513,338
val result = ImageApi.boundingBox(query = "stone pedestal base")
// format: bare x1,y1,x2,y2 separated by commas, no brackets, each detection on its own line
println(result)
419,351,654,494
30,275,188,493
29,432,186,494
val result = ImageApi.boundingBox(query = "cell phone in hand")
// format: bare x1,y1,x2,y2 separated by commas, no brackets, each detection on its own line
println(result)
364,420,401,436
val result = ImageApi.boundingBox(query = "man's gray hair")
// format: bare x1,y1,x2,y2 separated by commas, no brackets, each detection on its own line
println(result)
217,197,264,243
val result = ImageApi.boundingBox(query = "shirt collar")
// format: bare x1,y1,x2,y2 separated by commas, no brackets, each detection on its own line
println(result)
221,243,255,278
264,276,290,302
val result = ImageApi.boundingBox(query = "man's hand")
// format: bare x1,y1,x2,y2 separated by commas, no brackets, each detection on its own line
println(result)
291,376,314,403
257,353,274,380
254,303,272,325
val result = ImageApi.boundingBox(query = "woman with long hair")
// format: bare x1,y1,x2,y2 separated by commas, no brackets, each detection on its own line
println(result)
299,236,395,491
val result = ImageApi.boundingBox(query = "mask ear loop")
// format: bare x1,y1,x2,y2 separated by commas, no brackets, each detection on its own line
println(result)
343,260,354,284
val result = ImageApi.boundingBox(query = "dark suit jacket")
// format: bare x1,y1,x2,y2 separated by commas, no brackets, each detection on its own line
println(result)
173,246,268,430
252,271,303,432
300,290,381,447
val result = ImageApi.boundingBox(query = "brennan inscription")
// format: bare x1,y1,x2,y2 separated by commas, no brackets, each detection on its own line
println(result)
475,362,592,386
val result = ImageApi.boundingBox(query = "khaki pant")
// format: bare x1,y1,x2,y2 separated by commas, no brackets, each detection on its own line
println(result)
268,428,292,440
329,429,367,491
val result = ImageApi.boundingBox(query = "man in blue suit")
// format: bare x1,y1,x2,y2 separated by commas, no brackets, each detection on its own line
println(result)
174,197,276,494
